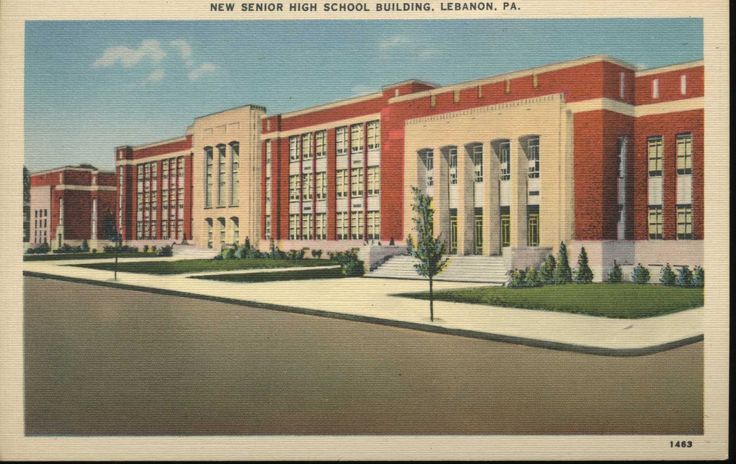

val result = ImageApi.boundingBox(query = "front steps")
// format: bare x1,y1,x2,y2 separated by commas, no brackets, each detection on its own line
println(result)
172,244,220,260
367,255,508,284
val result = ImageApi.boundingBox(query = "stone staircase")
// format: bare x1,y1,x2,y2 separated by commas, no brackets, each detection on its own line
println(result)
172,244,220,260
367,255,508,284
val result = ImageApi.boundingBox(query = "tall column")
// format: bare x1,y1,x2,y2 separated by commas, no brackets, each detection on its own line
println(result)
485,141,501,256
510,138,528,247
91,197,98,240
456,143,474,255
326,130,337,240
434,148,450,250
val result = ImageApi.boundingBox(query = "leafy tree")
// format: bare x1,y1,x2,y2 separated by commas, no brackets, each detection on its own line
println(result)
408,187,449,322
553,241,573,284
574,246,594,283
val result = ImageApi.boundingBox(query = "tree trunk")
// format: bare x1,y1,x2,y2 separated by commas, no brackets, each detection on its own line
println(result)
429,276,434,322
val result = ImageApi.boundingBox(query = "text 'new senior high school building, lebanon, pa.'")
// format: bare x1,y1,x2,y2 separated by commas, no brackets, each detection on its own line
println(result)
111,55,703,279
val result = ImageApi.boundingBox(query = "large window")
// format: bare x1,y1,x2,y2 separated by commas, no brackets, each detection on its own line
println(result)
302,173,313,201
336,169,348,198
526,136,540,179
350,123,364,154
648,136,663,176
218,217,226,247
420,149,434,187
336,212,348,239
316,172,327,200
367,166,380,196
472,144,483,183
231,217,239,245
677,205,693,239
336,127,347,155
498,141,511,181
204,147,213,207
351,167,364,197
217,145,227,207
316,213,327,240
367,120,380,150
289,214,299,240
230,142,239,206
289,175,300,202
302,133,313,161
676,133,693,175
527,212,539,246
351,211,364,240
315,131,326,158
289,136,299,162
302,213,313,240
447,147,458,185
367,210,380,240
648,206,663,240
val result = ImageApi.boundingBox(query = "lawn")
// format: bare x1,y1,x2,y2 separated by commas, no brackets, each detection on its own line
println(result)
72,258,337,275
190,266,344,283
24,252,165,261
399,283,704,319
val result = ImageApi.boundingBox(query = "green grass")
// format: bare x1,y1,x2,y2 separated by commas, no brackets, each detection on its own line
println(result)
72,258,337,275
190,266,344,283
398,283,704,319
24,252,165,261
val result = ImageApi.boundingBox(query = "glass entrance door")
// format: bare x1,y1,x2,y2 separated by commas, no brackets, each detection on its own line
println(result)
449,212,458,254
474,213,483,255
501,214,510,248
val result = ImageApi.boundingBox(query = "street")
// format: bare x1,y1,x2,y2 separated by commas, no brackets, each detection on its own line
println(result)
24,276,703,435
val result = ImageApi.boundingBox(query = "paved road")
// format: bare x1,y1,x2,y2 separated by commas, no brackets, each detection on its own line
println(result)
24,276,703,435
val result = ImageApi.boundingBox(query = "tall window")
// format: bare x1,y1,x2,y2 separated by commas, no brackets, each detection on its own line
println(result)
420,149,434,187
367,166,380,196
680,74,687,95
178,188,184,213
676,133,693,175
447,147,458,185
204,147,213,207
526,136,540,179
265,215,271,240
648,206,663,239
677,205,693,239
230,142,239,206
302,133,313,161
315,131,326,158
217,145,227,207
302,213,313,240
218,217,226,247
350,123,364,154
351,167,364,197
471,144,483,183
367,210,380,240
316,172,327,200
177,156,184,178
302,173,313,201
289,175,300,202
351,211,364,240
289,136,299,162
527,212,539,246
336,169,348,198
336,127,347,155
498,141,511,181
336,212,348,239
652,79,660,99
289,214,299,240
316,213,327,240
206,219,213,248
367,120,380,150
231,217,239,245
648,136,664,176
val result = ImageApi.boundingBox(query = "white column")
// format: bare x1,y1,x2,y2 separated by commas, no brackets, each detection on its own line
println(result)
91,198,97,240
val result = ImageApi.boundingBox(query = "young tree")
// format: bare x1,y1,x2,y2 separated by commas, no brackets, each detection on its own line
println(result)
574,246,594,283
554,241,573,284
408,186,449,322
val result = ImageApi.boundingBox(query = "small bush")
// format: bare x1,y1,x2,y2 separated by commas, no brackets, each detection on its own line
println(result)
574,247,594,284
143,245,149,253
554,242,573,284
157,245,173,257
607,260,623,283
91,248,98,254
151,245,157,253
539,255,556,284
234,246,245,259
213,254,223,260
659,263,677,286
221,247,235,260
27,243,50,254
676,265,693,287
631,263,651,284
341,258,365,277
692,266,704,288
311,249,323,259
524,266,543,287
80,239,89,252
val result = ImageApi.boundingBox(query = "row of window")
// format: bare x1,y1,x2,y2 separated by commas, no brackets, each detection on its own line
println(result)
287,166,381,203
287,120,380,162
136,219,184,240
648,204,693,240
650,74,689,100
285,210,381,241
205,217,240,248
647,133,693,176
204,142,240,208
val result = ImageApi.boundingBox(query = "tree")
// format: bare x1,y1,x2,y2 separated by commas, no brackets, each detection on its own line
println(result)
408,186,449,322
574,246,594,283
554,241,573,284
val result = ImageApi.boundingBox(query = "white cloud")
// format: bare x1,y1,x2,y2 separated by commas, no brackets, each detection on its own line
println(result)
188,63,217,81
379,35,407,50
378,35,438,59
170,39,194,67
92,39,166,68
144,68,165,83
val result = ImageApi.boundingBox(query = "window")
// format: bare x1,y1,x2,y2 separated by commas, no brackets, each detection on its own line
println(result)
162,220,169,240
178,188,184,212
316,172,327,200
532,73,539,89
677,205,693,239
619,71,625,99
302,213,313,240
177,156,184,178
617,136,629,179
498,141,511,181
420,149,434,187
652,79,659,99
367,120,380,150
351,167,364,197
265,140,272,166
231,218,239,245
676,133,693,175
680,74,687,95
336,212,348,239
302,133,313,161
265,215,271,239
504,79,511,94
316,213,327,240
367,166,380,196
230,142,239,206
647,136,663,176
177,220,183,239
447,147,458,185
204,147,213,207
137,192,143,212
336,127,347,155
526,137,540,179
315,131,326,158
453,90,460,103
289,214,299,240
501,210,510,247
527,212,539,247
289,136,300,162
218,218,226,247
351,211,364,240
430,95,436,108
336,169,348,198
137,222,143,240
302,173,313,201
265,178,272,203
350,123,364,154
472,144,483,183
367,210,380,240
648,206,663,240
289,175,301,202
217,145,226,207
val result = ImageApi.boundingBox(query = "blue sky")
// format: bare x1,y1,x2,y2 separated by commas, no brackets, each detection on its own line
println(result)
25,19,703,172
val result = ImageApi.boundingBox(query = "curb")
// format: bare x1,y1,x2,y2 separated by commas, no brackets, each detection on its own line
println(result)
24,270,703,357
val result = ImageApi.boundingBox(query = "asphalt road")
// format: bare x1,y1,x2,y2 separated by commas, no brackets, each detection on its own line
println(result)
24,276,703,435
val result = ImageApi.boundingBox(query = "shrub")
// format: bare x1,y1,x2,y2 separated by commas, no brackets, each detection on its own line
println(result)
221,247,235,260
554,242,573,284
80,239,89,252
406,234,414,254
243,237,252,251
659,263,677,286
539,255,556,284
143,245,149,253
389,237,395,246
524,266,543,287
27,243,50,254
607,260,623,283
91,248,98,254
341,258,365,277
311,249,323,259
574,246,594,283
507,268,526,288
631,263,650,284
213,254,223,260
157,245,173,257
234,246,245,259
676,265,693,287
692,266,704,288
151,245,157,253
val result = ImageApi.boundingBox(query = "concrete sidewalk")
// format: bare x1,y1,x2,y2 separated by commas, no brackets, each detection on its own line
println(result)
23,258,703,356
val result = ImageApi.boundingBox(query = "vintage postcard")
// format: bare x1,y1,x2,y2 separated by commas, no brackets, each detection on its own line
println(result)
1,0,729,460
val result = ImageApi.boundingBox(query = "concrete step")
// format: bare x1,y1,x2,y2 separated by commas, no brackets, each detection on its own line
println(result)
368,255,508,283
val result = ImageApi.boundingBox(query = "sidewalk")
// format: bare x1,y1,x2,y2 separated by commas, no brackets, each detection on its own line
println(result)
23,257,703,356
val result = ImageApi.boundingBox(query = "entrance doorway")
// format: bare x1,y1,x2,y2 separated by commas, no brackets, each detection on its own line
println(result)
500,207,510,248
449,209,458,254
474,210,483,255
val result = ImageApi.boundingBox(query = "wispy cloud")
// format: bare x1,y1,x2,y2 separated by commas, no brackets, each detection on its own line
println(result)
379,35,408,50
92,39,166,68
170,39,194,67
378,34,438,59
144,68,165,83
189,63,217,81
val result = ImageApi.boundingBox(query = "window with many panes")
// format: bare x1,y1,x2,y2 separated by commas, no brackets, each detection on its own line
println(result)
420,149,434,186
336,212,348,239
230,142,239,206
315,131,326,158
302,213,313,240
218,218,226,247
205,147,213,207
367,210,380,240
351,124,364,154
336,127,347,155
676,133,693,175
289,136,299,162
316,213,327,239
648,206,663,239
289,214,299,240
526,137,540,179
302,173,313,201
447,147,458,185
367,166,380,196
336,170,348,198
289,175,300,202
367,120,380,150
648,136,663,176
232,218,239,245
351,167,364,197
472,144,483,183
302,133,313,161
677,205,693,239
264,215,271,239
316,172,327,200
351,211,364,240
217,145,226,207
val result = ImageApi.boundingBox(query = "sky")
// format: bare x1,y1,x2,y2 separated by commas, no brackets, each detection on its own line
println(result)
25,19,703,172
